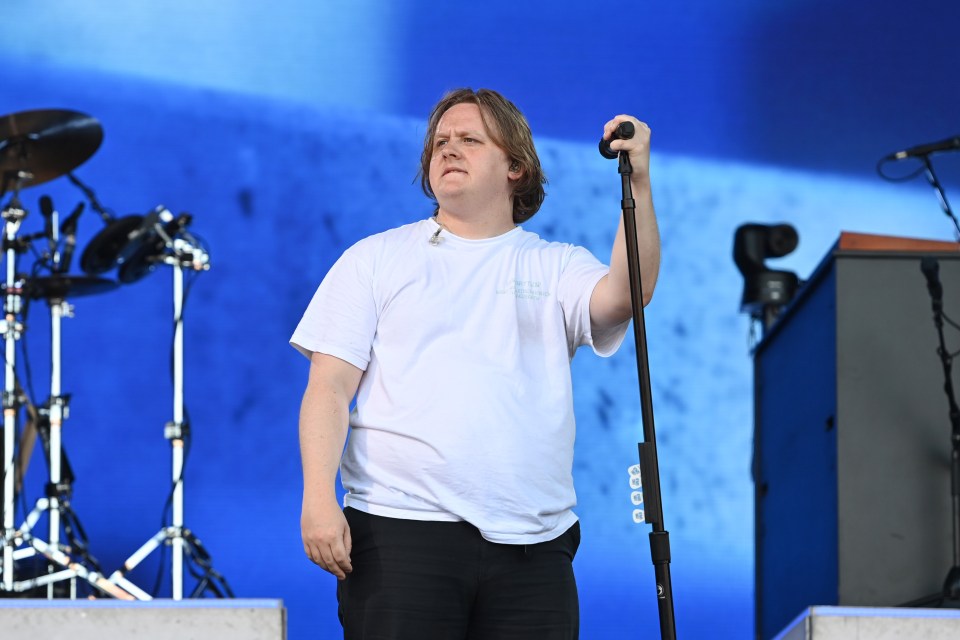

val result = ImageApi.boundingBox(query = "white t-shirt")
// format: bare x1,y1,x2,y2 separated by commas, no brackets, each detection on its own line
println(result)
291,218,628,544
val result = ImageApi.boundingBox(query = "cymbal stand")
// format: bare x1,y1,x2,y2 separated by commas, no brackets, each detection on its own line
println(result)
109,223,230,600
15,290,75,598
1,175,28,592
22,199,75,598
13,292,92,599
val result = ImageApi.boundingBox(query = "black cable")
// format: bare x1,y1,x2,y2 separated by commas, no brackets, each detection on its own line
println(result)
145,226,211,598
150,531,168,597
61,505,102,573
943,311,960,333
17,314,36,427
937,312,960,358
1,297,40,523
149,426,194,597
876,156,928,182
183,532,234,598
151,260,201,597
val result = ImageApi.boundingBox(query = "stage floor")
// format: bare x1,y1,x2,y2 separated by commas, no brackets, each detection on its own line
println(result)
775,606,960,640
0,598,286,640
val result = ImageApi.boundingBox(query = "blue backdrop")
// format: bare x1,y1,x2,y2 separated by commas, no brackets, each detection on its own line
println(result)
2,2,959,638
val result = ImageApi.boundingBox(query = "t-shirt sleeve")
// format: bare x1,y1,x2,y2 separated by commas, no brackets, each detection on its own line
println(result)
557,245,630,358
290,245,378,371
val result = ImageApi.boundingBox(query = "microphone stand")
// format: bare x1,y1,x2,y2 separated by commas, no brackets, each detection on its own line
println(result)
910,257,960,606
607,146,677,638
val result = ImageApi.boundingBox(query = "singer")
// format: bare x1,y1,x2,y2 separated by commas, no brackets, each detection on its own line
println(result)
291,88,660,639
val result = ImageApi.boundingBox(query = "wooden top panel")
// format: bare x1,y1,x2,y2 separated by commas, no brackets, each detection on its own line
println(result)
838,231,960,253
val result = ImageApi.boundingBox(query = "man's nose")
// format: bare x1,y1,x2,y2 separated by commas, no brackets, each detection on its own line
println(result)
441,142,460,158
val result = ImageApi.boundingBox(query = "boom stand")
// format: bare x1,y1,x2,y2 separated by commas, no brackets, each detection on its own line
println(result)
609,149,678,638
110,250,231,600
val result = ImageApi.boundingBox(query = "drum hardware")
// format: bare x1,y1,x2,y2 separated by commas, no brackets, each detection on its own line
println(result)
2,218,126,598
0,109,135,598
0,108,230,600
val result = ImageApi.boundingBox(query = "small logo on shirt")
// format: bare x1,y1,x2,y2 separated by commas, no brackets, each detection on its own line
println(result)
497,279,551,300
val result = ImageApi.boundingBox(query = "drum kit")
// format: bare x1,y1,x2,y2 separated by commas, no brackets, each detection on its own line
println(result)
0,109,231,599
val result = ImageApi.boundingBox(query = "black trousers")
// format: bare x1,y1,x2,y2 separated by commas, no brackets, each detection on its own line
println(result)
337,508,581,640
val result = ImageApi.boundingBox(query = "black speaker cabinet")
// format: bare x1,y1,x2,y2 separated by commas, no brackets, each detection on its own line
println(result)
753,232,960,640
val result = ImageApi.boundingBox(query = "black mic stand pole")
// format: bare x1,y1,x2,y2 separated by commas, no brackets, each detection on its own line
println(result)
610,146,677,638
922,257,960,604
920,156,960,241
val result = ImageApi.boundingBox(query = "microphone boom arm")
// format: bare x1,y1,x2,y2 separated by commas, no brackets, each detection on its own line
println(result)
920,156,960,241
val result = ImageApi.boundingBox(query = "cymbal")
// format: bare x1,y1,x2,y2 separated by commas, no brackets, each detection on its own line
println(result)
26,275,118,301
80,215,144,275
0,109,103,189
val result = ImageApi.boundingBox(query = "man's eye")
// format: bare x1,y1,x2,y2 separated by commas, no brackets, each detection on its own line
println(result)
436,139,447,147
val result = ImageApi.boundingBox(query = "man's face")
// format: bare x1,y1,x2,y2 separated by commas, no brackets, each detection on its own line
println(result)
428,103,518,214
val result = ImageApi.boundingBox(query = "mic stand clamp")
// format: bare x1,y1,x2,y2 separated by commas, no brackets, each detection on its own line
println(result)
611,150,678,638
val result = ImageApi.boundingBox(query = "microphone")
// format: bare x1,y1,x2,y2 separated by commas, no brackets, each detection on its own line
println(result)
59,202,85,274
39,195,56,252
920,256,943,307
887,135,960,161
599,121,636,159
39,195,54,225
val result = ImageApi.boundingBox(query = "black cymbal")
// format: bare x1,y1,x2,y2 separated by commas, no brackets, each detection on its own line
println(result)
0,109,103,189
80,215,143,275
117,227,167,284
26,275,118,301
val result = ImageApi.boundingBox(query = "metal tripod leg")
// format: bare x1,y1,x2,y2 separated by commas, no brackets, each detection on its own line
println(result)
8,522,135,599
108,523,233,601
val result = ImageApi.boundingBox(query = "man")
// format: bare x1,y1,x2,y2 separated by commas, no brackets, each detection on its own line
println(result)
292,88,660,639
